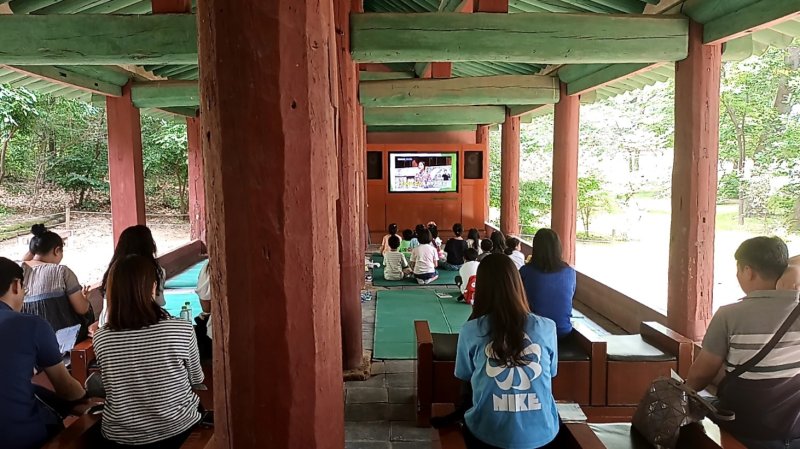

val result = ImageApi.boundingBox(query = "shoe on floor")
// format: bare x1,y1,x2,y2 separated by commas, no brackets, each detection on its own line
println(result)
424,275,439,285
416,278,425,285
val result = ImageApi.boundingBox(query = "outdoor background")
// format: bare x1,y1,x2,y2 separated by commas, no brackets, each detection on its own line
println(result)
1,46,799,314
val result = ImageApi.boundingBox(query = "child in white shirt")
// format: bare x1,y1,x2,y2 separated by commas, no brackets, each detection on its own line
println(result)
410,229,439,285
457,249,480,300
383,236,412,281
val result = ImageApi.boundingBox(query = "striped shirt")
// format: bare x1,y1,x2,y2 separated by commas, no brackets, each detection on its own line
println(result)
703,290,800,439
93,318,203,445
383,251,409,281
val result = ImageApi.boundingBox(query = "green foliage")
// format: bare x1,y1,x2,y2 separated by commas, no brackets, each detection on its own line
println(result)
519,180,551,233
142,116,188,213
578,174,613,236
718,172,741,200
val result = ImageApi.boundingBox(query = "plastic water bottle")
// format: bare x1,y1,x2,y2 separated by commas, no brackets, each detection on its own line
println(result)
180,305,190,322
184,301,193,321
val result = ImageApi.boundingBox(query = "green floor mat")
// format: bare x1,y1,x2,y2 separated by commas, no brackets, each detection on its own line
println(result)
373,289,472,359
164,260,208,289
164,290,202,320
371,266,460,287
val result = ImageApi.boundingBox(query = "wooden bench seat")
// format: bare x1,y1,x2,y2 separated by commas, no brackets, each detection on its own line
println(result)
41,415,213,449
432,404,746,449
416,320,606,426
417,320,694,424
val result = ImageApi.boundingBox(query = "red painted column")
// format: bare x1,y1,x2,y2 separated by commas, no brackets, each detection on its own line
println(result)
551,82,579,265
335,0,364,371
186,117,206,242
197,0,344,448
500,111,520,236
667,21,721,341
106,84,145,245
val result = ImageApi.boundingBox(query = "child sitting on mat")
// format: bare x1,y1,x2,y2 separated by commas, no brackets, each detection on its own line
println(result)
443,223,468,271
379,223,399,256
408,224,426,250
384,236,412,281
456,248,480,301
477,239,493,262
410,229,439,285
399,229,414,253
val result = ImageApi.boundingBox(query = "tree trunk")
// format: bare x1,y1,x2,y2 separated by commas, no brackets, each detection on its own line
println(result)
0,127,18,185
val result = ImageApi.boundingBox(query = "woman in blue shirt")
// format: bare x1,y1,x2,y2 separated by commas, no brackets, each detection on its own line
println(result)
455,254,560,449
518,229,575,340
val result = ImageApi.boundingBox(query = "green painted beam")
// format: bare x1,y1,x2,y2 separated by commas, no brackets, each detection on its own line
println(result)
157,107,198,118
8,65,123,96
0,15,197,65
359,75,558,108
508,104,550,117
351,12,689,64
131,80,199,108
367,125,477,133
364,106,506,126
564,63,656,95
359,71,416,81
701,0,800,44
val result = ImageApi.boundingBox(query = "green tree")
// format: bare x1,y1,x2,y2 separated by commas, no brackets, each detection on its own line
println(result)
578,174,613,237
0,85,37,184
142,116,189,213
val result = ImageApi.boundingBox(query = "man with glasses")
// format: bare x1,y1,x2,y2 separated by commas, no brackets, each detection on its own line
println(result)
0,257,86,449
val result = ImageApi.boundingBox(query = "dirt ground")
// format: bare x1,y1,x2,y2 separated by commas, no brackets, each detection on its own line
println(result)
0,214,190,285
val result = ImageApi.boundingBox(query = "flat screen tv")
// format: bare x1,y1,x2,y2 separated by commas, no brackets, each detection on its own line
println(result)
388,152,458,193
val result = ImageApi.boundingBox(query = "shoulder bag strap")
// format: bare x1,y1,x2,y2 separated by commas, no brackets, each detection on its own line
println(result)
728,300,800,380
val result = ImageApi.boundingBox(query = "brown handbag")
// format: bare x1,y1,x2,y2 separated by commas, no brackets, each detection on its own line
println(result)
631,376,734,449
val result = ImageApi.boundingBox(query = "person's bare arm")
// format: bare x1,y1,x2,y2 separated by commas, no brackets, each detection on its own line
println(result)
686,350,725,392
67,286,91,315
777,255,800,290
43,363,86,401
22,251,33,262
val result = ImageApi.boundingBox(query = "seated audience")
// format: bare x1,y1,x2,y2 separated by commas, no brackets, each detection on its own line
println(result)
466,228,482,254
456,248,480,301
408,224,426,250
410,229,439,285
490,230,507,255
687,236,800,449
195,260,212,360
399,229,414,253
428,223,443,250
519,229,575,339
0,257,87,449
443,223,469,271
93,254,203,449
22,224,91,351
504,237,525,269
455,254,560,449
98,225,166,328
384,236,412,281
379,223,399,255
477,239,493,262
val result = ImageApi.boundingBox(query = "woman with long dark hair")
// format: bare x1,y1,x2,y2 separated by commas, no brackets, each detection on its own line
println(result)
98,225,165,327
519,229,575,339
93,255,203,448
454,254,559,449
489,230,506,255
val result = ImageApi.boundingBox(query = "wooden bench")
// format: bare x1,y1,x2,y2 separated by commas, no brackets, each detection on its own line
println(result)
41,415,213,449
415,320,606,426
432,404,746,449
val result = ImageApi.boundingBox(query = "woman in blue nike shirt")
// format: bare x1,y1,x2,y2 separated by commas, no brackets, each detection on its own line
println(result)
455,254,560,449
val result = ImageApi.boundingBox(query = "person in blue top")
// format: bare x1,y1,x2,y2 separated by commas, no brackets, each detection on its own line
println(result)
518,228,575,340
0,257,86,449
455,254,560,449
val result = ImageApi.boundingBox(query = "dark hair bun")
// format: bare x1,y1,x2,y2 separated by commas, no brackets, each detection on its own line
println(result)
31,224,47,237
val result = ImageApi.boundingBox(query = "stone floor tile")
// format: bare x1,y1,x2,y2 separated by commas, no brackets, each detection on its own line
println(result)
392,442,433,449
390,421,433,442
386,372,415,388
346,403,390,421
347,387,388,404
387,387,414,404
346,442,391,449
384,360,415,373
346,421,391,442
388,403,415,421
371,361,386,375
347,374,385,389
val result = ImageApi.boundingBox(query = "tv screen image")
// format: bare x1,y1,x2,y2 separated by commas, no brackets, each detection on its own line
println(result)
389,152,458,193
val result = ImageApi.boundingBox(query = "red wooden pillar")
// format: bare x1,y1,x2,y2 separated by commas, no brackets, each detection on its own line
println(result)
335,0,364,371
186,117,206,242
551,82,579,265
106,84,145,244
500,111,520,236
197,0,344,448
667,21,721,341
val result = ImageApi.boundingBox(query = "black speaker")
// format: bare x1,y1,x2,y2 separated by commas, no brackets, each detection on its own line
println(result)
367,151,383,180
464,151,483,179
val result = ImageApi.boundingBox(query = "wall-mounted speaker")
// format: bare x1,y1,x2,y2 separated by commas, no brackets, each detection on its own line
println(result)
464,151,483,179
367,151,383,180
